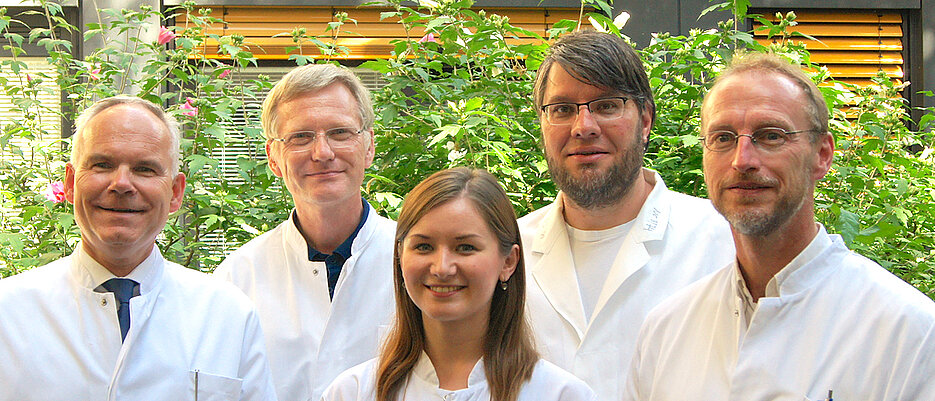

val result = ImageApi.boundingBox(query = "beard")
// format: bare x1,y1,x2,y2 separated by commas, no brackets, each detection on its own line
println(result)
545,130,644,210
711,172,808,237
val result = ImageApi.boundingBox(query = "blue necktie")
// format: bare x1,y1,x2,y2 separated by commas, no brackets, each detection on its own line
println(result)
102,278,138,342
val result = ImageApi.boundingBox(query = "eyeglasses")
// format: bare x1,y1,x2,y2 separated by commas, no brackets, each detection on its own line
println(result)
699,127,815,152
540,96,633,125
271,127,364,152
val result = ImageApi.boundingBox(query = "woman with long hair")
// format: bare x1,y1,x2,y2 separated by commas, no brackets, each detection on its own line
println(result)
322,167,596,401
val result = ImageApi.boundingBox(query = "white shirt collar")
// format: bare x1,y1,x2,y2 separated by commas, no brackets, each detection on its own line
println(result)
75,242,163,295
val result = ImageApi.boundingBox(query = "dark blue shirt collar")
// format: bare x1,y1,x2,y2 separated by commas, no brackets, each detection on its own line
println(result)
295,198,369,262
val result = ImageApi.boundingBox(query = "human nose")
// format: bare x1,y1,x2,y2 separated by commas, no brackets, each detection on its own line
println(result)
570,105,600,138
429,248,457,278
108,166,136,194
730,134,761,172
307,134,335,161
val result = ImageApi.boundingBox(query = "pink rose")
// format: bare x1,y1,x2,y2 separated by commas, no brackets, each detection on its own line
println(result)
157,26,177,45
418,33,436,43
180,97,198,117
218,69,231,79
89,67,101,80
42,181,66,203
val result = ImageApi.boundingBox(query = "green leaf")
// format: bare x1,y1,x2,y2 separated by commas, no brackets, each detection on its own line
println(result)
834,208,860,245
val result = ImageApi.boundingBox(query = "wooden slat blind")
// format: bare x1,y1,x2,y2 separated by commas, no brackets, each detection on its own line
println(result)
176,6,580,60
753,10,904,87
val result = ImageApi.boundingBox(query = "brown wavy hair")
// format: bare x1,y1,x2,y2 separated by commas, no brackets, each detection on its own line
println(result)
376,167,538,401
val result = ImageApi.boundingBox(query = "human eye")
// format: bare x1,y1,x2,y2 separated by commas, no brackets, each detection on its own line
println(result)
286,132,315,146
411,243,433,253
326,128,355,141
89,160,112,170
547,104,575,119
134,166,157,175
710,131,736,144
756,128,788,146
591,99,622,115
455,243,478,253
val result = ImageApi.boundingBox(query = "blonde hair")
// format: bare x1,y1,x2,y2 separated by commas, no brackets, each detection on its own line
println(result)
376,167,538,401
261,63,375,140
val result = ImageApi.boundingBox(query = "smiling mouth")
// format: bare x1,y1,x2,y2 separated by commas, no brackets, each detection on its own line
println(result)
427,285,465,293
100,206,144,213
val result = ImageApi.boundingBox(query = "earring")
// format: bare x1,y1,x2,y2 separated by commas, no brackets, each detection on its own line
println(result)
500,280,508,291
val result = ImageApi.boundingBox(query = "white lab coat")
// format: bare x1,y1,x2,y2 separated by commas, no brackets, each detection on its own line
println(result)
216,204,396,401
626,227,935,401
321,353,598,401
518,168,735,400
0,245,276,401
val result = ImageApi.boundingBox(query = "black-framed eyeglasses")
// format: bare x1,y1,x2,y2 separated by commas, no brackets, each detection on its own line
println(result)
540,96,634,125
271,127,364,152
699,127,816,152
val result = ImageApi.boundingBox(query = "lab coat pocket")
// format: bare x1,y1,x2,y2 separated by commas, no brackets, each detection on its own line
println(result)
189,370,243,401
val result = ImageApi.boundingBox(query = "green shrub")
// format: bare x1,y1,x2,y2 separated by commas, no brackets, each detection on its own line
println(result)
0,0,931,299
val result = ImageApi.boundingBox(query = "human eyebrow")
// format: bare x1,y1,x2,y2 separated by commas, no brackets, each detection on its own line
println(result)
135,159,167,173
82,154,111,167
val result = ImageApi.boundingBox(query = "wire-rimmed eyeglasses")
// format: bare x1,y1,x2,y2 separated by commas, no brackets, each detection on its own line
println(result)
271,127,365,152
540,96,634,125
699,127,816,152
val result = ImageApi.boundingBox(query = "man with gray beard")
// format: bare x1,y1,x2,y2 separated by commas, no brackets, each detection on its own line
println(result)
517,31,735,400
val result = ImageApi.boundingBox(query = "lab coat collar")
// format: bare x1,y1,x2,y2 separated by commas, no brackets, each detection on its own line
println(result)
529,168,673,339
412,352,487,389
769,224,835,297
283,200,383,274
730,224,836,304
73,242,164,296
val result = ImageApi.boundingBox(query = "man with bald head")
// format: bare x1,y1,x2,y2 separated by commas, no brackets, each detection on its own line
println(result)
625,53,935,400
0,96,275,400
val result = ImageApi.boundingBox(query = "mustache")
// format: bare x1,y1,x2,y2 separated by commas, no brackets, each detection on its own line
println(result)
724,172,778,188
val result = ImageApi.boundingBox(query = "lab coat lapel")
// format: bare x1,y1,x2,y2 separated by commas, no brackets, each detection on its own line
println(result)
530,194,588,341
590,175,669,325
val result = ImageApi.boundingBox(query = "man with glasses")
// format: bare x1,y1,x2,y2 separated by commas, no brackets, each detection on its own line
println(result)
518,31,735,400
216,64,395,401
625,53,935,400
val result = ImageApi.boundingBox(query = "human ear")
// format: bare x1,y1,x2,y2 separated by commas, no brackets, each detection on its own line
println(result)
499,244,520,282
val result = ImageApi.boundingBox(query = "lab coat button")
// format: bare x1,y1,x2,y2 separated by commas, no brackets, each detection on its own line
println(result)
312,269,319,275
101,298,108,307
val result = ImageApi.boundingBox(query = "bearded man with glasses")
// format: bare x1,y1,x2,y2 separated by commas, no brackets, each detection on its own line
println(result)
215,64,396,401
517,31,735,400
625,53,935,401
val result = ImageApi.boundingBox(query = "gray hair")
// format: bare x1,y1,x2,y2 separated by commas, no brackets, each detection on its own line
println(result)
533,31,656,129
703,52,829,141
262,64,375,140
72,96,181,174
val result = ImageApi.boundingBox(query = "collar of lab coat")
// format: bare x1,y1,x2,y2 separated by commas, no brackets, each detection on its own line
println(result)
731,224,837,305
72,243,164,296
412,351,487,391
68,242,166,350
529,168,673,337
282,201,383,276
